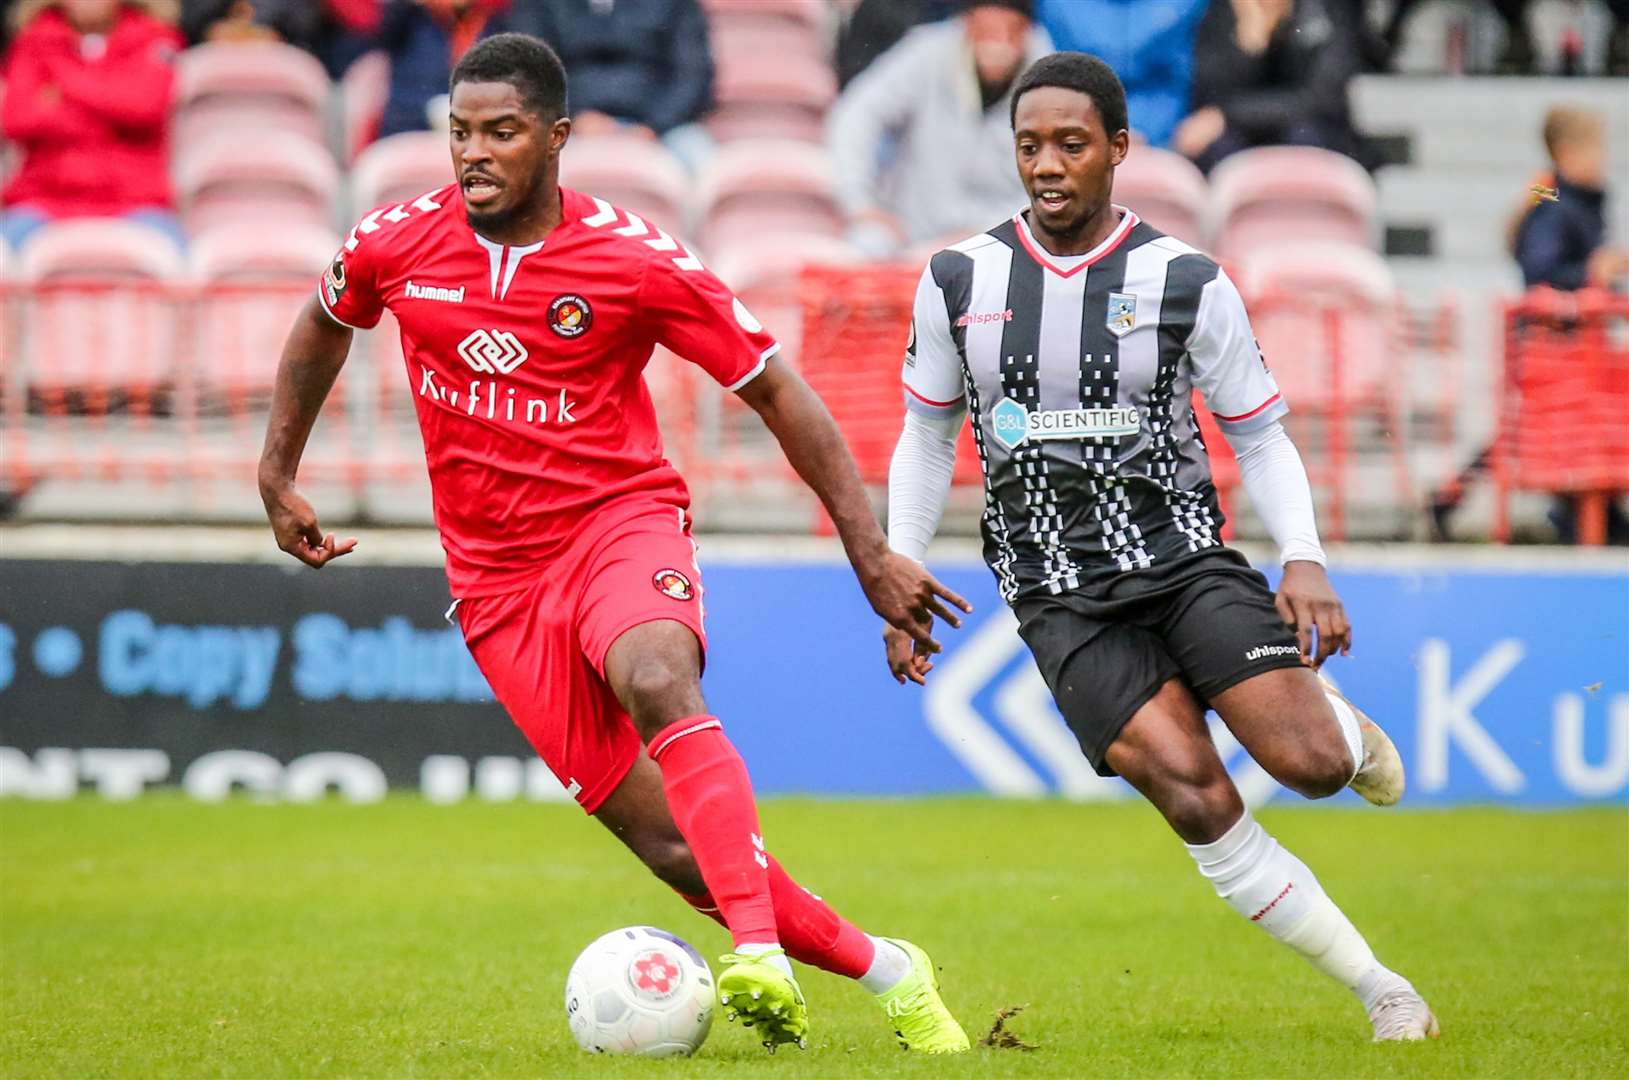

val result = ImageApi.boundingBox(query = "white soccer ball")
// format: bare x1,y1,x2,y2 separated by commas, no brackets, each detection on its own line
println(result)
564,926,716,1057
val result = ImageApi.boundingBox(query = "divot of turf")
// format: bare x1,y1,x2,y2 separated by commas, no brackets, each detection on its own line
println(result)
981,1004,1038,1051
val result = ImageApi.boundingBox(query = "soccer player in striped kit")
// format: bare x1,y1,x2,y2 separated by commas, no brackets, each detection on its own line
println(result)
885,51,1439,1043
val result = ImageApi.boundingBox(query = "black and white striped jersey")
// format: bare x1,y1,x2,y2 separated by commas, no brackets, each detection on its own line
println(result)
903,207,1288,602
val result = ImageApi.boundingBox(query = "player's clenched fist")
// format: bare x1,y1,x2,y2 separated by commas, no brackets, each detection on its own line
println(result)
261,483,357,569
860,552,971,656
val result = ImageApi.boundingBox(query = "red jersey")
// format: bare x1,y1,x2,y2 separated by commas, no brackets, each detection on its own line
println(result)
318,184,779,597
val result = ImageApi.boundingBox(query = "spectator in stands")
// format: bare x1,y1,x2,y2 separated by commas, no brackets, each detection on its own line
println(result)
508,0,715,172
835,0,956,89
1514,106,1628,291
1,0,186,251
181,0,319,46
314,0,381,78
1431,104,1628,543
376,0,508,138
1035,0,1207,148
827,0,1051,256
1176,0,1363,173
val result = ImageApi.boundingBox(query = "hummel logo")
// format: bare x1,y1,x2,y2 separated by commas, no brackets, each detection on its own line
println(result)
458,328,527,374
405,279,465,303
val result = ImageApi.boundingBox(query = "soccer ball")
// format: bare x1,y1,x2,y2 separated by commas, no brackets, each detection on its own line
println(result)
564,926,715,1056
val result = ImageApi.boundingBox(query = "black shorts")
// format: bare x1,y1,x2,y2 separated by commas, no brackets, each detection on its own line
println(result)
1013,548,1304,777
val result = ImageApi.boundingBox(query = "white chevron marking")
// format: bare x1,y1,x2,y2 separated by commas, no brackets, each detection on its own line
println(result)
644,229,678,252
613,212,649,238
412,190,442,212
382,204,410,223
672,252,704,271
582,197,618,227
356,208,386,234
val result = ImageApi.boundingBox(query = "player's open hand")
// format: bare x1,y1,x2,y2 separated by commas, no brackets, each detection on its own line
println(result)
262,483,357,569
883,624,937,685
1275,560,1351,669
861,552,972,656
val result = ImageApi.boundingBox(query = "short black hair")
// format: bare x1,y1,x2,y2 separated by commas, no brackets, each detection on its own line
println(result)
450,33,568,121
1009,51,1128,136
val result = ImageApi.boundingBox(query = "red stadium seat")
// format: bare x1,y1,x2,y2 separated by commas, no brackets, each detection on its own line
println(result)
1236,241,1403,539
173,42,332,147
710,232,862,365
189,223,338,400
710,20,829,66
173,131,340,234
1208,147,1377,259
700,0,829,31
694,139,842,253
340,51,391,162
13,220,186,400
350,131,454,214
558,134,690,237
1114,147,1208,248
708,51,835,143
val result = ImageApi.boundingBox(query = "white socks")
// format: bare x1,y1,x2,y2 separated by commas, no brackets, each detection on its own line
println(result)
858,937,912,995
1186,810,1392,1002
1324,688,1364,783
735,941,795,979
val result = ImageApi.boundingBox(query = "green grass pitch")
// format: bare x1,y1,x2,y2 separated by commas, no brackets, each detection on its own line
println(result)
3,796,1625,1078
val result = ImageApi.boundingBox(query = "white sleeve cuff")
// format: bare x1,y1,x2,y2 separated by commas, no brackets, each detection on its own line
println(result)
887,409,962,562
1226,420,1326,567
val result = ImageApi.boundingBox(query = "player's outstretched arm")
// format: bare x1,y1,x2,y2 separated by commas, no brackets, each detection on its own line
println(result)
736,356,971,651
258,296,358,569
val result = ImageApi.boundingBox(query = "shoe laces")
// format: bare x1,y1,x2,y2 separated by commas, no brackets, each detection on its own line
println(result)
1369,988,1423,1038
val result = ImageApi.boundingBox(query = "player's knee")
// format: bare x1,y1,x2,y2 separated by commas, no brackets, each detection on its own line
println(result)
614,658,703,731
1278,741,1352,800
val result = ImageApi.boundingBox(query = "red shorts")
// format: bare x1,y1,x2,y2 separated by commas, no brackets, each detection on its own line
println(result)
454,500,708,813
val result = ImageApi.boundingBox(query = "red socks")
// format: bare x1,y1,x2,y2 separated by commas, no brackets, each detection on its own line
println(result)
680,856,875,979
646,715,777,946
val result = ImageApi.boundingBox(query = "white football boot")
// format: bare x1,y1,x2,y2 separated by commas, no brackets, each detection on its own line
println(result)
1321,674,1405,806
1367,975,1441,1042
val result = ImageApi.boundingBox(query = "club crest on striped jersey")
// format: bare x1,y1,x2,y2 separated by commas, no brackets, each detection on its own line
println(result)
548,294,592,338
1107,292,1137,337
653,568,694,601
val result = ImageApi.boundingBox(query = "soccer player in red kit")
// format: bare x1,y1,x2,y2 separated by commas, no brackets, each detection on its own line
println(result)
258,34,971,1054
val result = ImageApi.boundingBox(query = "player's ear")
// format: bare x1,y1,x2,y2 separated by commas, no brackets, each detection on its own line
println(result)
550,115,571,154
1108,128,1130,168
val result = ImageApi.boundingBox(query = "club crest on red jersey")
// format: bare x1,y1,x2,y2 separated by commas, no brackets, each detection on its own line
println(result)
653,568,694,601
323,250,348,307
549,294,593,338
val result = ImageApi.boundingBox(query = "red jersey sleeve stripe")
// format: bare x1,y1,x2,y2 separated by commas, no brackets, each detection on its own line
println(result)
905,384,964,407
1213,393,1283,423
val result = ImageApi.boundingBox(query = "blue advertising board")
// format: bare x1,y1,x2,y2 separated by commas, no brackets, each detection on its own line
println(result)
1,554,1625,806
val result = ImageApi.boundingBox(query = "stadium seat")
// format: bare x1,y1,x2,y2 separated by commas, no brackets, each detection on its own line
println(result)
708,51,836,143
558,134,690,237
1114,147,1208,248
693,139,843,253
173,42,332,148
340,51,391,162
14,219,186,400
1208,146,1378,259
350,131,454,214
190,223,338,400
710,20,829,66
710,232,863,365
700,0,829,31
173,131,341,234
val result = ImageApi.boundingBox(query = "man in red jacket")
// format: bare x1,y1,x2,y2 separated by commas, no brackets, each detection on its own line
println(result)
1,0,186,251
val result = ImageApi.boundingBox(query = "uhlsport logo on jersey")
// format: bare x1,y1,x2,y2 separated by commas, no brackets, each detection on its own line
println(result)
548,294,592,338
457,328,528,374
1106,292,1137,337
991,397,1142,449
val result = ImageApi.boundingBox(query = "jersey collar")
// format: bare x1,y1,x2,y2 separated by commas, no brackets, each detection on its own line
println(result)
1012,205,1139,279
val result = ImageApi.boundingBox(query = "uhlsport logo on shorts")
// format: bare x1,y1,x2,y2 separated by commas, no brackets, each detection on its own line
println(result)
991,397,1141,449
653,568,694,601
457,328,528,374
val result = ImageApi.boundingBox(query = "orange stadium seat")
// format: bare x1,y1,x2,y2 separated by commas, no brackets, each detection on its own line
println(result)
173,42,332,148
173,130,341,233
340,51,391,161
13,219,186,402
558,134,690,237
694,139,842,252
708,51,835,143
350,131,454,214
189,223,338,401
1208,147,1377,259
1115,147,1208,248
